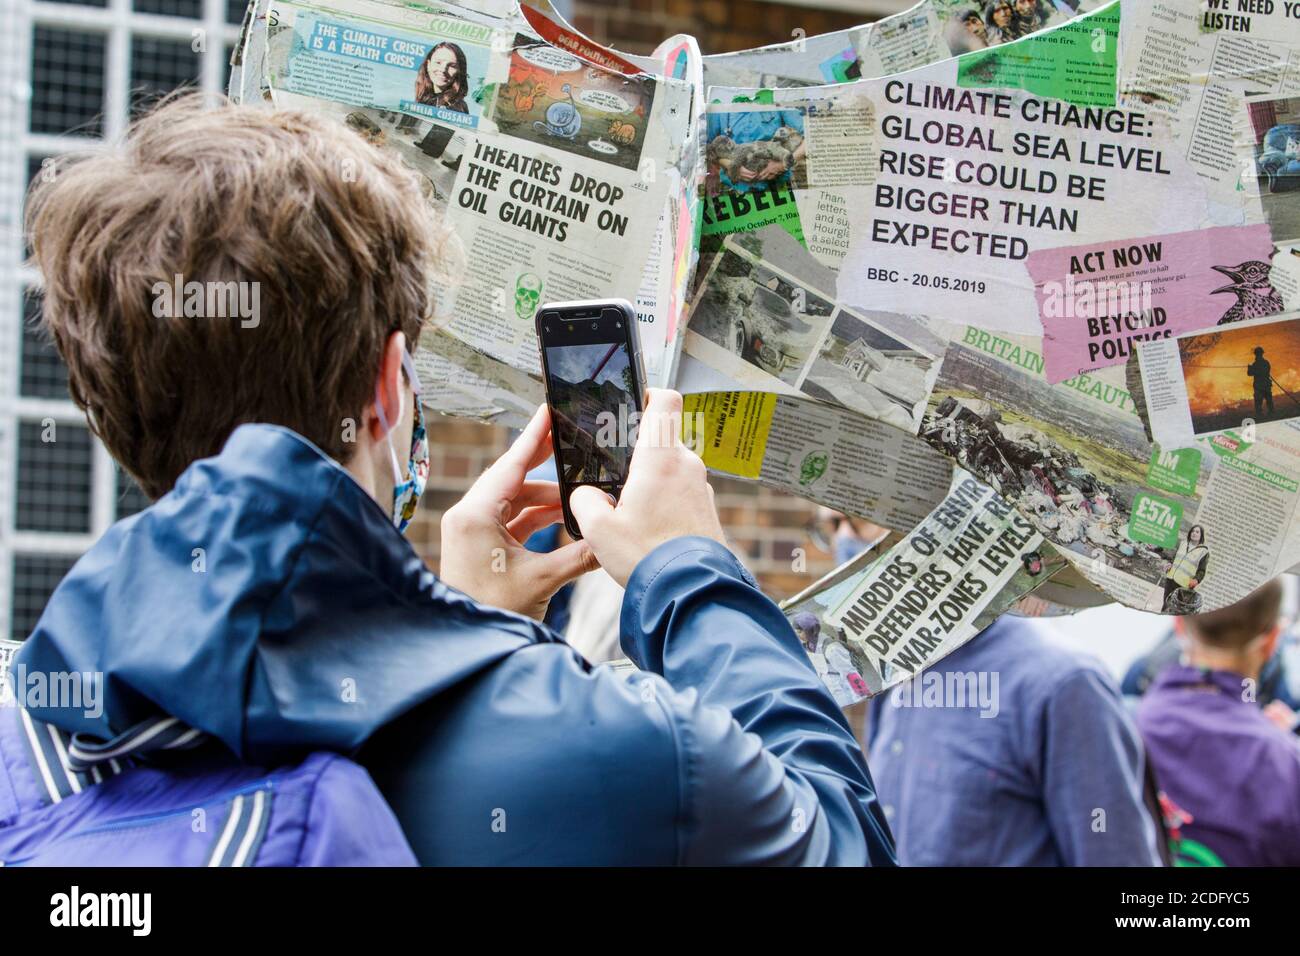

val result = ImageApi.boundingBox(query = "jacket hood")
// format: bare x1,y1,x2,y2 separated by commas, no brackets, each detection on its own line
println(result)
15,424,559,765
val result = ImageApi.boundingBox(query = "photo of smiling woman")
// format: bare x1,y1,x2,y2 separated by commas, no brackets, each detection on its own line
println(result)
395,40,470,141
394,40,472,158
1161,524,1210,612
415,41,469,113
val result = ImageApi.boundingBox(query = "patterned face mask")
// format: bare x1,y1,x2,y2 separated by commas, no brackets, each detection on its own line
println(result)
375,351,428,535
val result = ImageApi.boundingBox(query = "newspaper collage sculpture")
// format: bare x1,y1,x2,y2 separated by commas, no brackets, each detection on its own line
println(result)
228,0,1300,703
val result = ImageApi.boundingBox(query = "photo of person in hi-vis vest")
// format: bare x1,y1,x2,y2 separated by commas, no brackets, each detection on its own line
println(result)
1161,524,1210,612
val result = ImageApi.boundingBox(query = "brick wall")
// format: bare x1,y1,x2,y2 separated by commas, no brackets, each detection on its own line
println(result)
409,416,845,598
410,2,884,599
570,0,872,57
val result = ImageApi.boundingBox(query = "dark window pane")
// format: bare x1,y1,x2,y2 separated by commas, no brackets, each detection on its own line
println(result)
20,290,70,401
24,154,57,259
16,420,94,534
40,0,107,5
31,27,107,137
130,36,201,116
135,0,203,16
11,553,80,641
115,467,152,520
229,0,250,25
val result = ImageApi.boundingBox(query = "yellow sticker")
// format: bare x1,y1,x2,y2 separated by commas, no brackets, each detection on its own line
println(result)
682,391,777,480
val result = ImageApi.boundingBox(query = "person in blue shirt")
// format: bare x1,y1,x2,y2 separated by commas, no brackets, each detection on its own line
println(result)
869,615,1163,866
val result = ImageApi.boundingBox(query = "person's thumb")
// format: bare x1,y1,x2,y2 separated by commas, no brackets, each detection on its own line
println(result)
567,484,616,541
537,538,600,589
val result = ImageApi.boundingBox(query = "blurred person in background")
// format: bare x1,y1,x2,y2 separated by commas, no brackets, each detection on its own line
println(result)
526,461,625,664
1137,579,1300,866
868,613,1163,866
1122,610,1300,736
808,507,887,566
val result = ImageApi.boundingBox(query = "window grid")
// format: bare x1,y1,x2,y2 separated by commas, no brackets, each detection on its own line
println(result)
114,466,151,520
133,0,202,18
129,34,201,116
11,553,81,641
30,25,107,137
19,289,70,400
15,419,93,534
5,0,247,639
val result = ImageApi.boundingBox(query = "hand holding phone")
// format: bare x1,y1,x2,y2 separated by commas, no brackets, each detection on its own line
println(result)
569,388,727,588
438,403,598,619
536,299,647,539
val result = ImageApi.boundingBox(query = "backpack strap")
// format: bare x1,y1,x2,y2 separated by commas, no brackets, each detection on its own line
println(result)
205,788,274,867
66,715,206,772
15,708,121,804
16,709,205,805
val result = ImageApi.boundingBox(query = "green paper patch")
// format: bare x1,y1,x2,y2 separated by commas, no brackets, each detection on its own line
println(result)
700,179,805,244
1147,446,1200,496
1208,430,1252,458
1127,493,1183,549
957,1,1120,107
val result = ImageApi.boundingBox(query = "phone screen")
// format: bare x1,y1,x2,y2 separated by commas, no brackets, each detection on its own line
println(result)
537,303,643,536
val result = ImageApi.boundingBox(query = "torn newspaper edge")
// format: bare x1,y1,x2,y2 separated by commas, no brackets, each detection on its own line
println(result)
780,468,1063,706
264,0,693,374
242,0,701,421
227,0,1300,615
740,4,1270,339
1118,0,1300,207
1029,223,1279,383
530,0,1107,92
1129,310,1300,612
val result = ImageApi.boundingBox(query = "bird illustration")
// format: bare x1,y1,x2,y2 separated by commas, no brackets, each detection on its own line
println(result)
1212,260,1284,325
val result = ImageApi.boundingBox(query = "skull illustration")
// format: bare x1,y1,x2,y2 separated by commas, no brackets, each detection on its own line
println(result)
515,273,543,321
799,450,829,487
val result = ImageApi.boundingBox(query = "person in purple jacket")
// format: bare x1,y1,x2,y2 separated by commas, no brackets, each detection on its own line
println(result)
2,94,894,866
1138,579,1300,866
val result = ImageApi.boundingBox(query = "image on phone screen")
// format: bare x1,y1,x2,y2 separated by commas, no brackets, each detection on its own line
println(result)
542,329,638,491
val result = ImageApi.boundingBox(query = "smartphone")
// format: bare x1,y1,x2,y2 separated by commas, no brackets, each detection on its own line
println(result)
536,299,646,539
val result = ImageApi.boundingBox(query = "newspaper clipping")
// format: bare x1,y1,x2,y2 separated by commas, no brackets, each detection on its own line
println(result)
782,469,1060,704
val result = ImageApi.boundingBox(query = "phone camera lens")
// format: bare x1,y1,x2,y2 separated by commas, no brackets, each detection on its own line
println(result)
591,322,598,330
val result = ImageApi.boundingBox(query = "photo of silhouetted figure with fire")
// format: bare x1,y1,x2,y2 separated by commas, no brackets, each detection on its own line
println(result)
1177,319,1300,435
1249,346,1274,418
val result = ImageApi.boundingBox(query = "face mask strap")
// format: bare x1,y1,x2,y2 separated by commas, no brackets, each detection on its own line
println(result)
374,382,406,486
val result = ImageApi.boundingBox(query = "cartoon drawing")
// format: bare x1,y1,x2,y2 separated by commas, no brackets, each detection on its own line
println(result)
607,119,637,145
533,84,582,140
515,273,542,321
503,78,547,115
